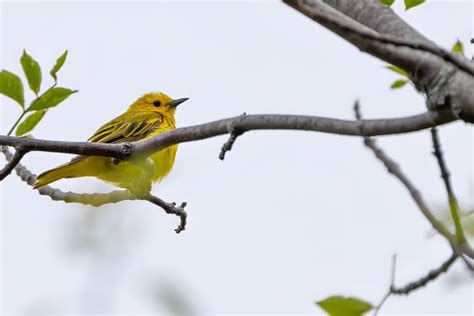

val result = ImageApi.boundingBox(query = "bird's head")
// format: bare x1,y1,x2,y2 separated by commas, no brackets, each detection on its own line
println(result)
130,92,188,116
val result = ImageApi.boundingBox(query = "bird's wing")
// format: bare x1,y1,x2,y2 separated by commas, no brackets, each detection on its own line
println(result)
88,112,163,144
64,112,164,166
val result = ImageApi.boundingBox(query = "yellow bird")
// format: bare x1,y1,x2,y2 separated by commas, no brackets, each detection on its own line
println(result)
33,92,188,194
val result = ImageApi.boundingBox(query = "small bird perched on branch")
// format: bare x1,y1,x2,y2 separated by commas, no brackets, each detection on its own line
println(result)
33,92,188,194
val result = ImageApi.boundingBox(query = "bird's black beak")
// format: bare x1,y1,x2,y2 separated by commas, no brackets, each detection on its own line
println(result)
168,98,189,108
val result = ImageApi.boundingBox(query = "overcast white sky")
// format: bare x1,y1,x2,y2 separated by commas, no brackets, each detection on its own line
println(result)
1,0,473,315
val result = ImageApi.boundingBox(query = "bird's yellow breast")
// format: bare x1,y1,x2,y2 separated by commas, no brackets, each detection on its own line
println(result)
148,114,178,182
150,144,178,182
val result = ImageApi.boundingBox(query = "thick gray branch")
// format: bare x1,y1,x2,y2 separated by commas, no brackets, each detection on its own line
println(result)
283,0,474,122
321,0,434,43
286,0,474,76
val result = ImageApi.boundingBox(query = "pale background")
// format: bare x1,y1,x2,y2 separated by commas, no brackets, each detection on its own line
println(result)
1,0,473,314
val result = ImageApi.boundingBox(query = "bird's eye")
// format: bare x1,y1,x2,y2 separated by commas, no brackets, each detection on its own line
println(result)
153,100,161,107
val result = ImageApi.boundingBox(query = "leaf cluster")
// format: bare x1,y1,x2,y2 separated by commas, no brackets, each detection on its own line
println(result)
0,50,77,136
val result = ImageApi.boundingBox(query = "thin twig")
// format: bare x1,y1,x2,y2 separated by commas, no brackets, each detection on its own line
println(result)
354,102,453,243
391,254,457,295
356,102,465,313
374,253,458,315
430,128,454,196
374,292,390,316
219,131,242,160
219,114,248,160
373,254,397,316
7,110,26,136
1,146,187,233
354,102,474,260
219,113,247,160
146,195,187,233
0,146,25,180
430,128,466,242
390,255,397,285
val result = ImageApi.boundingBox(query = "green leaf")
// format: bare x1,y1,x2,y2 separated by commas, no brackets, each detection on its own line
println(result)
380,0,395,6
391,79,408,89
15,110,46,136
28,87,77,111
0,70,25,107
20,50,42,95
50,50,68,82
451,40,464,55
405,0,425,10
316,296,373,316
386,65,409,77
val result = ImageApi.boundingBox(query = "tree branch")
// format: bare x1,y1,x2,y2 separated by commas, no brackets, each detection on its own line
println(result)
321,0,431,43
147,195,187,233
353,102,474,259
374,254,397,316
375,253,458,314
354,103,453,242
430,128,466,243
1,146,187,233
0,146,25,180
0,136,129,158
219,130,243,160
0,111,457,177
283,0,474,122
285,0,474,76
391,253,458,295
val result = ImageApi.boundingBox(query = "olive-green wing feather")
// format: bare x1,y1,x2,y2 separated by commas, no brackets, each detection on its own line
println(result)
88,112,163,144
68,113,162,164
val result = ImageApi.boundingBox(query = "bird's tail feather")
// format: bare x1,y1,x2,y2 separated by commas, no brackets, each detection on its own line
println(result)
33,158,86,189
